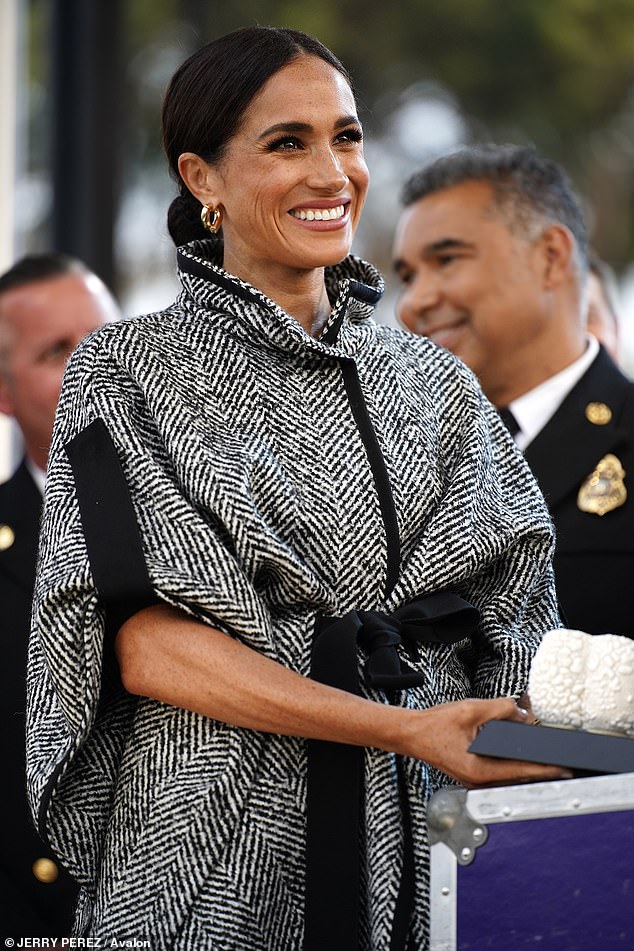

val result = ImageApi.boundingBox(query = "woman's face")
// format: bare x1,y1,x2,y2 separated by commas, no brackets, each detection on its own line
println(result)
202,55,369,287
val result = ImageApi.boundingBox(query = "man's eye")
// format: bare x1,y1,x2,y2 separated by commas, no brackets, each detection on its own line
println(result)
41,342,70,362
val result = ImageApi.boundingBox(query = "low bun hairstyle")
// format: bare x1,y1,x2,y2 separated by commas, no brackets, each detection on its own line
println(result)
162,26,351,247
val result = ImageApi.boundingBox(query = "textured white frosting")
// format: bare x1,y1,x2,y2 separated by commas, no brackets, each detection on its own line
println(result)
528,629,634,736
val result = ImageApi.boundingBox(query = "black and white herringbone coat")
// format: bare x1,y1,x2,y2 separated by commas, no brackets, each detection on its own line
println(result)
27,242,558,950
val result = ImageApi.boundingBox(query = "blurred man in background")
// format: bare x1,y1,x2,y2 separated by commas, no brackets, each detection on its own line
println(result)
392,144,634,638
0,253,120,935
587,250,621,363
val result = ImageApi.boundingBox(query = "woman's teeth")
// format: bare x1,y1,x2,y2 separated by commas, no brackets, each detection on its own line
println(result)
290,204,346,221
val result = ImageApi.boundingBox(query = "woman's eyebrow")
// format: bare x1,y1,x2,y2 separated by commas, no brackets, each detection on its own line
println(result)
258,115,360,139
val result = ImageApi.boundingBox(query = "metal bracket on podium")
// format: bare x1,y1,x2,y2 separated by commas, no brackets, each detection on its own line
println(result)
427,788,489,866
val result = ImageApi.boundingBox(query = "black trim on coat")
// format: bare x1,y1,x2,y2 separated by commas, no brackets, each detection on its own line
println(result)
177,246,263,306
65,418,156,636
306,596,480,951
306,359,404,949
339,358,401,597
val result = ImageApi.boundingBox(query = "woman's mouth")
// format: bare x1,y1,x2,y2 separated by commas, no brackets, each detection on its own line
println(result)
289,203,347,221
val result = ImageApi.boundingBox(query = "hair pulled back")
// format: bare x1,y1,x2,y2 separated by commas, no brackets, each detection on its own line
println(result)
162,26,351,247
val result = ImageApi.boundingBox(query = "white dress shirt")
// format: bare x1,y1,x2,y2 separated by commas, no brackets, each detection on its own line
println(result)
25,455,46,495
509,335,600,451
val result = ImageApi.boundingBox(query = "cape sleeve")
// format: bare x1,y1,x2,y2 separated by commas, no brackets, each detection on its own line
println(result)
25,329,275,882
392,350,560,702
445,376,560,700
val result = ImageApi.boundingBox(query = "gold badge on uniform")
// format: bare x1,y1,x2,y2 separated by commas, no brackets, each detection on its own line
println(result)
0,524,15,550
577,453,627,516
585,402,612,425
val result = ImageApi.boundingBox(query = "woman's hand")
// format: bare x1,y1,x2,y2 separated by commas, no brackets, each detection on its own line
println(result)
399,698,570,788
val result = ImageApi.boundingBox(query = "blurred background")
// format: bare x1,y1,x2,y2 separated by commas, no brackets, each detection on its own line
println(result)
2,0,634,471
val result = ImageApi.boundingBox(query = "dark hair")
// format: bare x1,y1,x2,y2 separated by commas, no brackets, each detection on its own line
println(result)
0,252,87,298
401,144,588,275
162,26,352,247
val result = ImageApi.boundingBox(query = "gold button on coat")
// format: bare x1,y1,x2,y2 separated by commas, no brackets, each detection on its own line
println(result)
0,524,15,550
32,857,59,883
585,402,612,425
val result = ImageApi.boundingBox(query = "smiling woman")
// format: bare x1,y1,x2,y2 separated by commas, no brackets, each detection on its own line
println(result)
204,77,359,320
27,26,565,951
166,41,369,335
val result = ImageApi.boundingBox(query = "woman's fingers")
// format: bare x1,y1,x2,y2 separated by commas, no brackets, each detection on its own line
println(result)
461,751,573,788
418,699,572,788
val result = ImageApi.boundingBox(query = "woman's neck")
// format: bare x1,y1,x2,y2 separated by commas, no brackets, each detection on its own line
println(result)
273,278,332,336
222,251,333,337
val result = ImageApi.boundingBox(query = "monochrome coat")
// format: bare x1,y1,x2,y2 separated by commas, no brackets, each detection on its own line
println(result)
26,241,558,950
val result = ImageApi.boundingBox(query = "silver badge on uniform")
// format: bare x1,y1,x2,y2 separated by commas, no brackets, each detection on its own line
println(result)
577,453,627,516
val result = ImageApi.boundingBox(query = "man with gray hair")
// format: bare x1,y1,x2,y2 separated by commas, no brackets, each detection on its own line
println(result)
0,253,120,935
392,144,634,638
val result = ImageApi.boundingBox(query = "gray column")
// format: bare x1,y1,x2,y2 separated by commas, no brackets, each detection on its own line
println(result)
51,0,122,289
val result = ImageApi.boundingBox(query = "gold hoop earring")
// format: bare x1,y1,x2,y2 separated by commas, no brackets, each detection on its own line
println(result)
200,205,222,234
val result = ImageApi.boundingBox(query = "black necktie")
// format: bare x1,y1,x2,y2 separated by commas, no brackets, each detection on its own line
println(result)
498,406,520,437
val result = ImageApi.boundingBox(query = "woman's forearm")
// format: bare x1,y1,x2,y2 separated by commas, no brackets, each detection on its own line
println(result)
116,603,410,750
115,603,569,787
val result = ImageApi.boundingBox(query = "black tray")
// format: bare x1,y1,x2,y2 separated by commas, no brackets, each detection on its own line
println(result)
469,720,634,775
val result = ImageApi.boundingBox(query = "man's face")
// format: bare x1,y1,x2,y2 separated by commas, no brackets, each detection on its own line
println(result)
0,272,119,469
392,180,553,405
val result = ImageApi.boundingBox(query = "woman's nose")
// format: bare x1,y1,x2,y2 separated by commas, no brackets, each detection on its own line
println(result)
305,147,348,191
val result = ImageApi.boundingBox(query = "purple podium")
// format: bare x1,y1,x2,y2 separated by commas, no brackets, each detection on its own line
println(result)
428,772,634,950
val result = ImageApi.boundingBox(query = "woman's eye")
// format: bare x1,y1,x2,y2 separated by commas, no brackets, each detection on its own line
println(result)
336,128,363,145
268,136,302,152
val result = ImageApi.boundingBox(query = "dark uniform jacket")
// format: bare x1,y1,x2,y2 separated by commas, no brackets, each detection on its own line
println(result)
0,459,77,936
524,346,634,637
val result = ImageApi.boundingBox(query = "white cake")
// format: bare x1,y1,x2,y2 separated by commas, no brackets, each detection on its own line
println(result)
528,629,634,736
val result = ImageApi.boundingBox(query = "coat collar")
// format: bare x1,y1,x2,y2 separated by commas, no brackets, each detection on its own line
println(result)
524,346,634,510
175,239,384,358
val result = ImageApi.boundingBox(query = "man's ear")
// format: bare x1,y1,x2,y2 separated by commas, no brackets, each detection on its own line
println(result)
177,152,222,208
539,224,576,289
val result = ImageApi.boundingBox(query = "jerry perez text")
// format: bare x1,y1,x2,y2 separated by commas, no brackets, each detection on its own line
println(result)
9,940,150,949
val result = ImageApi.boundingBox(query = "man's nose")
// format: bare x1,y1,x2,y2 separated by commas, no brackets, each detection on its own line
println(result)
398,272,441,327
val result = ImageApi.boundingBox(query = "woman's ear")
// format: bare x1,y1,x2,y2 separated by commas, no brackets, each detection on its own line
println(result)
177,152,222,207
